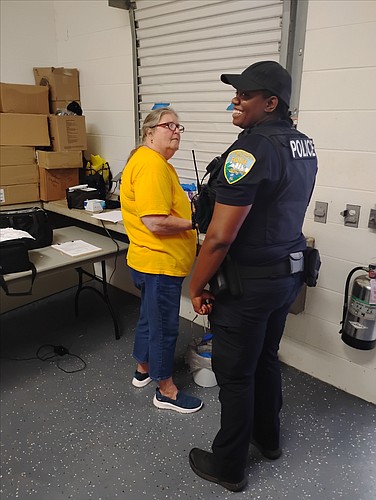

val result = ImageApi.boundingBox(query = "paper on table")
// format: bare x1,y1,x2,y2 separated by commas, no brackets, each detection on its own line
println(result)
91,210,123,223
0,227,35,241
51,240,101,257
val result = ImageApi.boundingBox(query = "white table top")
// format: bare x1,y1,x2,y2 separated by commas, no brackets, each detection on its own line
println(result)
3,226,128,283
43,199,126,235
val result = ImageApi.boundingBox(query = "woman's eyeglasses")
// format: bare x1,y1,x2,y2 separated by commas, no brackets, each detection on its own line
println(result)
151,122,185,133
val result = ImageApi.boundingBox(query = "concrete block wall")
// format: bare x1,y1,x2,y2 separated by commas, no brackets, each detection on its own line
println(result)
279,0,376,403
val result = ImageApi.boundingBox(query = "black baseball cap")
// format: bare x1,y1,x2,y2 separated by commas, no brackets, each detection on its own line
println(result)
221,61,292,107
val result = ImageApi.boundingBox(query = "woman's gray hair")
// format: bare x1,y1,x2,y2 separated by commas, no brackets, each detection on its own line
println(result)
126,107,178,162
140,107,178,143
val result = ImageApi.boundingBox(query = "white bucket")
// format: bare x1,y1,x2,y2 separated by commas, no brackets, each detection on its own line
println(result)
193,367,217,388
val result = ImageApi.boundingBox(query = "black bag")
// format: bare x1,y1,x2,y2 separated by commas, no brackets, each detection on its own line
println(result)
79,158,112,200
304,247,321,287
191,156,224,233
0,207,53,250
0,240,37,296
66,188,101,209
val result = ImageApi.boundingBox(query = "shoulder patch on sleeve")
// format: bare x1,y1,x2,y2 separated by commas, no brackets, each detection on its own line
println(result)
224,149,256,184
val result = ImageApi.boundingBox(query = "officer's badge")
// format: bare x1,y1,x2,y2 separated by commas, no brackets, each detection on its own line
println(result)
224,150,256,184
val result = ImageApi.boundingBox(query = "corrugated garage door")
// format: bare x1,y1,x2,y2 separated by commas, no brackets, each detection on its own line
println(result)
134,0,289,183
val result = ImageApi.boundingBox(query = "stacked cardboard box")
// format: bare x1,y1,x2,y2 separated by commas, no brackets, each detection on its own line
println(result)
48,115,87,153
33,67,87,201
33,66,86,151
0,147,40,205
37,151,82,201
33,67,81,114
0,82,51,205
0,83,49,115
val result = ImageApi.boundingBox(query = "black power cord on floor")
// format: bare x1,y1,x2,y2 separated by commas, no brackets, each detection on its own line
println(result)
1,344,87,373
100,219,121,284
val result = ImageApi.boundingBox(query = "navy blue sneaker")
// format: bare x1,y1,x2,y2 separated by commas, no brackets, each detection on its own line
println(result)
153,388,203,414
132,370,152,388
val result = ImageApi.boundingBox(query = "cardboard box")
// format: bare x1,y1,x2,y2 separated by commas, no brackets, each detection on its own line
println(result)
0,163,39,186
0,83,49,114
0,146,35,166
48,115,87,152
38,167,79,201
36,150,82,170
33,67,80,101
49,100,81,114
0,114,50,147
0,183,39,205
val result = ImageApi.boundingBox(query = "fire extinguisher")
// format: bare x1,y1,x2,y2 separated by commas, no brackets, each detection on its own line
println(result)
340,263,376,350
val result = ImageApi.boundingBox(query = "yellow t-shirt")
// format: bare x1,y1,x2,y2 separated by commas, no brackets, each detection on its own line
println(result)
120,146,196,277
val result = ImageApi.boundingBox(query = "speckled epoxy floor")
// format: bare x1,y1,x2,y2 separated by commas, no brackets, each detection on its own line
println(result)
1,285,375,500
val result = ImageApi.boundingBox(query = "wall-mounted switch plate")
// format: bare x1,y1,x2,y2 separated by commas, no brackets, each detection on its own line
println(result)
368,209,376,229
314,201,328,223
344,204,361,228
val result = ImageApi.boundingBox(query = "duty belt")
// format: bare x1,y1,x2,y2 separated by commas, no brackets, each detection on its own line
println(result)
237,255,304,279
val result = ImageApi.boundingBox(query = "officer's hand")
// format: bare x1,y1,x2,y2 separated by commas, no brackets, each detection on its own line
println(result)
191,291,214,315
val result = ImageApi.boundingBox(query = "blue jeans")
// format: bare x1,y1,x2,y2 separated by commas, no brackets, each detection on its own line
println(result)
130,268,184,381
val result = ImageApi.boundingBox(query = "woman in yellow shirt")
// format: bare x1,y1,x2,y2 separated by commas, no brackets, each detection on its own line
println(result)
120,107,202,414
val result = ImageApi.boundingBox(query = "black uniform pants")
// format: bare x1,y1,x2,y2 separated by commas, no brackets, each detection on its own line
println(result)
209,272,303,481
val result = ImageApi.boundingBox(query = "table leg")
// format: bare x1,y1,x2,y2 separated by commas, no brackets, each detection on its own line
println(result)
74,262,121,340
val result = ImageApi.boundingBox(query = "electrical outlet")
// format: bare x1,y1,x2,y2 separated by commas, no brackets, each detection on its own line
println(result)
368,209,376,229
344,204,361,228
314,201,328,223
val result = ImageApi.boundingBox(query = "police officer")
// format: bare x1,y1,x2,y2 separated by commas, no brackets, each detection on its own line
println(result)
188,61,318,492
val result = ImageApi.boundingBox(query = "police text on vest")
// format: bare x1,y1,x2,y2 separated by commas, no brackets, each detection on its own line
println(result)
289,139,316,159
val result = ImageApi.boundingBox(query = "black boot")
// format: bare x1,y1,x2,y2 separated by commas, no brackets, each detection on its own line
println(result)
189,448,247,492
250,439,282,460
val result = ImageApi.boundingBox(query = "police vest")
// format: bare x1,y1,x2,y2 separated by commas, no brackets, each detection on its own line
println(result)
192,124,317,239
232,124,318,253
